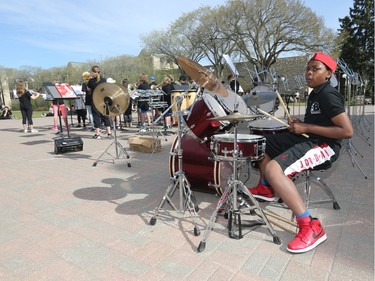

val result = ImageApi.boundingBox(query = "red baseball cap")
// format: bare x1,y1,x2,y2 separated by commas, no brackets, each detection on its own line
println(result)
309,52,337,72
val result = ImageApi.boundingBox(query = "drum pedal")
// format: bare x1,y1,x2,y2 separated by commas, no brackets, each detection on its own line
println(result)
227,210,243,239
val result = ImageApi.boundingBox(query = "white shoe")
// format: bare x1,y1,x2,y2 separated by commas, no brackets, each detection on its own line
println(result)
30,129,38,133
23,129,28,133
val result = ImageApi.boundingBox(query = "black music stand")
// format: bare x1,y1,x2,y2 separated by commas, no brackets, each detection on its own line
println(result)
44,82,83,154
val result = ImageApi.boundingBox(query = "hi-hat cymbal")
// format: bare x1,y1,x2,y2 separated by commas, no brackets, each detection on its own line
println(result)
242,85,277,106
176,57,228,97
93,83,129,117
208,112,260,122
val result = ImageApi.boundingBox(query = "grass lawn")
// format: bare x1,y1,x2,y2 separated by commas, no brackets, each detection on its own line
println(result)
11,111,46,119
11,110,77,119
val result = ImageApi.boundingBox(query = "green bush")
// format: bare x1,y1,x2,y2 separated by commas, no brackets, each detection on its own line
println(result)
10,98,50,111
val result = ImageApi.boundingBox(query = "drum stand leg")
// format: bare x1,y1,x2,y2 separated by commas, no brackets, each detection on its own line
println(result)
149,170,200,236
197,178,281,252
92,125,131,167
198,121,281,252
149,91,201,237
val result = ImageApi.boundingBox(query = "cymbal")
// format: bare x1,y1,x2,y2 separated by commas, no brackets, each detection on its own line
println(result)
93,83,129,117
208,112,260,122
242,85,277,106
176,57,228,97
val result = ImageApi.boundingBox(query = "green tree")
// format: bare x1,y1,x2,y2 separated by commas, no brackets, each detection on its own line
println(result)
338,0,374,101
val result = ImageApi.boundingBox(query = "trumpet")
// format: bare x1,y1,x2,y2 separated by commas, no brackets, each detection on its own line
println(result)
128,80,140,91
151,76,171,90
151,81,164,90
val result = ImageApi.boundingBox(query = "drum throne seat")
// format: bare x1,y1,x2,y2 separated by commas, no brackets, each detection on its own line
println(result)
287,161,341,210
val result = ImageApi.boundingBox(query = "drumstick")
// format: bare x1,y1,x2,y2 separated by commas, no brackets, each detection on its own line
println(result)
266,217,297,235
257,108,309,138
275,90,292,120
257,108,289,126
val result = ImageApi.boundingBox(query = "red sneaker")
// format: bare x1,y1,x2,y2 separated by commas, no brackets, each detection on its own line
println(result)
287,216,327,253
248,181,275,202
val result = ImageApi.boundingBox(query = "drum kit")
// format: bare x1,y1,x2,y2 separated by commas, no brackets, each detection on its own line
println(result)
150,57,282,251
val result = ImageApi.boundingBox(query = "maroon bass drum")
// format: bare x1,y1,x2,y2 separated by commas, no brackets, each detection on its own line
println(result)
169,134,232,195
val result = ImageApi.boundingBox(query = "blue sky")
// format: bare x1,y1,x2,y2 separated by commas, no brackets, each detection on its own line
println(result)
0,0,354,69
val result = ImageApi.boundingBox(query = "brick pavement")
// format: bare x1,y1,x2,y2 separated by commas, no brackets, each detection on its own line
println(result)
0,106,373,280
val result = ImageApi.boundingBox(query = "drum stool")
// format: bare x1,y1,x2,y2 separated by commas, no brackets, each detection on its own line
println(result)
282,162,341,210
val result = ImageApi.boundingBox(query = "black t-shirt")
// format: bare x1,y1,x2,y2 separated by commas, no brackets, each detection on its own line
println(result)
18,91,32,109
304,81,346,148
137,82,151,110
88,76,106,110
161,83,175,105
82,82,92,106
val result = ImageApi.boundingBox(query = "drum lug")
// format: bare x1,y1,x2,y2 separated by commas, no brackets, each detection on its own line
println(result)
255,142,266,157
262,142,266,154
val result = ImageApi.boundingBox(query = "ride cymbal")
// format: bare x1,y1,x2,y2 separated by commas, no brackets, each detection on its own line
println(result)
208,112,260,122
242,85,277,106
176,57,228,97
93,83,129,117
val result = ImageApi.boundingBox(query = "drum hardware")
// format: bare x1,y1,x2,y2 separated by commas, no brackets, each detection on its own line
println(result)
149,87,201,236
235,200,298,235
197,115,281,252
92,83,131,167
208,111,261,122
257,108,309,138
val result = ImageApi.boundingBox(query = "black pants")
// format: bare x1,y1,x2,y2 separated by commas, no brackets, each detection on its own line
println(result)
76,109,87,124
21,107,33,125
92,107,110,128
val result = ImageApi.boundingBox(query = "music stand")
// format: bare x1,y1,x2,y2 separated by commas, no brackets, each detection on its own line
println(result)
44,82,78,136
44,82,83,154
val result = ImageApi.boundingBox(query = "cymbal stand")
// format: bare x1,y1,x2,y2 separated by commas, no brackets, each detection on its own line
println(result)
342,74,368,179
197,120,281,252
93,102,131,167
149,91,200,237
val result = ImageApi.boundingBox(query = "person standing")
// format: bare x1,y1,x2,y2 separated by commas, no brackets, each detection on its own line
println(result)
51,98,68,131
122,78,133,127
16,80,41,133
174,75,190,91
87,65,112,139
73,92,86,128
227,74,242,94
137,73,151,130
161,75,175,128
248,52,353,253
82,71,94,129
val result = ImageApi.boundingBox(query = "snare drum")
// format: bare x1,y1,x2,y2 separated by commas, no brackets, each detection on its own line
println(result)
248,119,288,135
210,133,266,161
183,94,229,142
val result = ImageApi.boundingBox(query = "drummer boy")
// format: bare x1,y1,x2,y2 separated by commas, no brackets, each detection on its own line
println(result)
248,52,353,253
